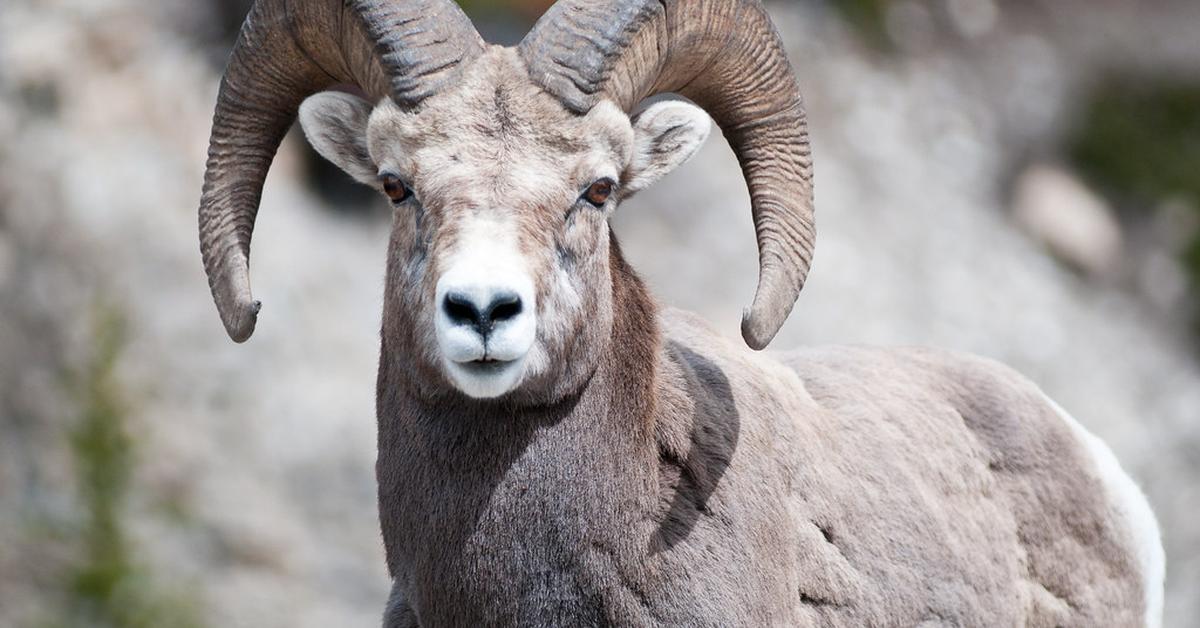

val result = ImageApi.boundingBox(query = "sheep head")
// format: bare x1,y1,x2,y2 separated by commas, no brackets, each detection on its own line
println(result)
198,0,815,402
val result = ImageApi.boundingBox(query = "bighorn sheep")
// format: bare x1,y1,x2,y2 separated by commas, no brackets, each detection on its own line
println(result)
196,0,1165,625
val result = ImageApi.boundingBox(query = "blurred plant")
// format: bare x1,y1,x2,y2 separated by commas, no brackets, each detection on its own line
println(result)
457,0,552,22
50,305,203,628
1071,80,1200,209
1068,77,1200,327
828,0,892,50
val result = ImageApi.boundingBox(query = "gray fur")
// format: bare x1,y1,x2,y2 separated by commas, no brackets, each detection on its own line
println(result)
291,47,1162,627
373,299,1154,625
212,10,1161,626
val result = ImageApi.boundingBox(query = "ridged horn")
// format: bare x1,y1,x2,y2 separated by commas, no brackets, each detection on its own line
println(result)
199,0,483,342
519,0,814,350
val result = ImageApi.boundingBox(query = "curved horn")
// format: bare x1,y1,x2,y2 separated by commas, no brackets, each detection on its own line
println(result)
519,0,813,350
199,0,483,342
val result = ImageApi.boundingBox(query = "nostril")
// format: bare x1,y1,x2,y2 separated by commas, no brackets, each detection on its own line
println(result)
486,293,523,324
443,292,481,328
442,291,524,335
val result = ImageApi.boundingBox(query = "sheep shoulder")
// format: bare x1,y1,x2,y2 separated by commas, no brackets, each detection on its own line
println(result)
656,309,1155,626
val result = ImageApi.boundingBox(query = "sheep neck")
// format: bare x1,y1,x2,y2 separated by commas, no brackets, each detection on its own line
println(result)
375,243,667,620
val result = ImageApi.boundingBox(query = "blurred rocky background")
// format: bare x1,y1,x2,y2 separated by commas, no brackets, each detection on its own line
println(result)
1,0,1198,626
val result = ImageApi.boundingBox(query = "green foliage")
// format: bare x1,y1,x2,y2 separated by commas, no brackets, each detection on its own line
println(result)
69,310,133,610
828,0,892,50
53,306,203,628
1070,80,1200,208
1185,237,1200,296
1068,78,1200,311
456,0,521,18
455,0,548,24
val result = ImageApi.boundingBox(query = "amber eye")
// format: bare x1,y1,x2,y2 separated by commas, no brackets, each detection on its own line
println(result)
380,173,411,204
582,178,615,207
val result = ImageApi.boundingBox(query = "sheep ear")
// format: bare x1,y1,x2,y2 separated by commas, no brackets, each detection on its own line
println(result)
298,92,377,185
622,100,712,197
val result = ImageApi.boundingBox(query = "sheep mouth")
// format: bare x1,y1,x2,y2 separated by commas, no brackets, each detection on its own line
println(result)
444,354,528,399
457,358,518,374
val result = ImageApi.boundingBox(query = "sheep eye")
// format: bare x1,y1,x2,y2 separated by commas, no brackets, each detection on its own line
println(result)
582,178,614,207
380,173,411,204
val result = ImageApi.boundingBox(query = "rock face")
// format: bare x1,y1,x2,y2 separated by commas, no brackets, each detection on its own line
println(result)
1011,163,1123,278
0,2,389,626
1,1,1198,627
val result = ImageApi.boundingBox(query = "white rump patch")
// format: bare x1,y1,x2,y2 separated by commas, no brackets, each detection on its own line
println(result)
1046,396,1165,627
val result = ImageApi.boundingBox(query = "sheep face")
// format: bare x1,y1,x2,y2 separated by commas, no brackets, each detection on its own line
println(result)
299,49,710,402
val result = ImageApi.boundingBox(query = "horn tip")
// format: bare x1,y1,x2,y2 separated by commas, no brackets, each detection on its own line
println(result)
740,309,776,351
223,299,261,344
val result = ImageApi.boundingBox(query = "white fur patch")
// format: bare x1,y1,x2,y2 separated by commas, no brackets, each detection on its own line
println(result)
1045,396,1165,627
434,216,537,399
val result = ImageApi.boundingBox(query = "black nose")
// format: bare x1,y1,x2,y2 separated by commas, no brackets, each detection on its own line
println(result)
443,291,523,335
